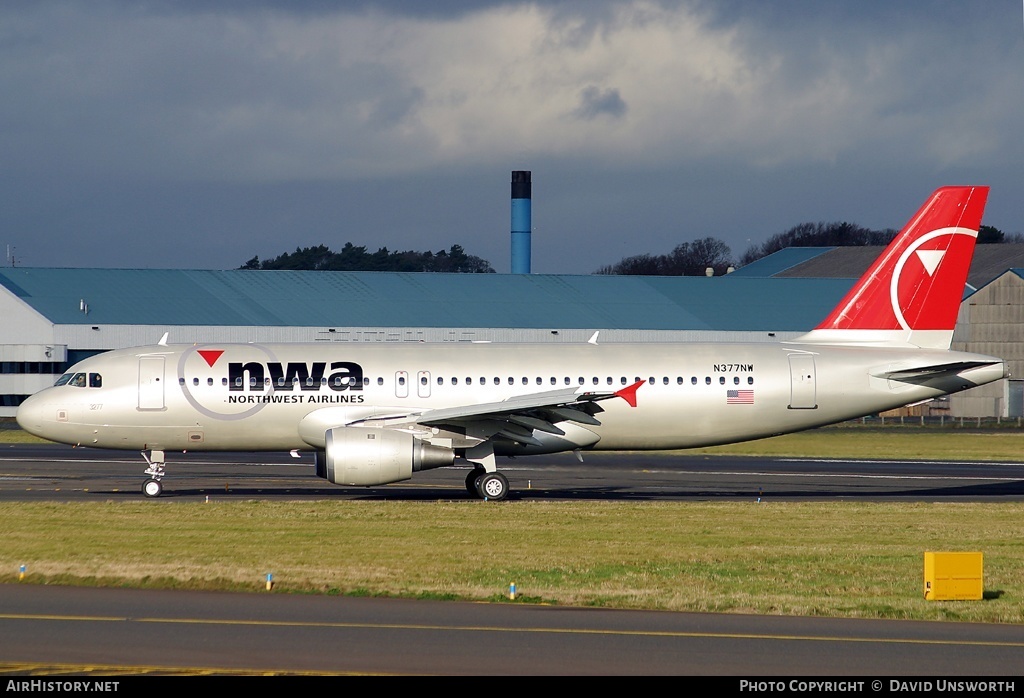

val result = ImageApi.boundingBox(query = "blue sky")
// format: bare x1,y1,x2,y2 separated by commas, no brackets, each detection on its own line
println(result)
2,0,1022,274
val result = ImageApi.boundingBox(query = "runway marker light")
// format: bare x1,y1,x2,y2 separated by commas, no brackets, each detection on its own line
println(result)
19,565,26,581
509,582,516,600
266,573,274,591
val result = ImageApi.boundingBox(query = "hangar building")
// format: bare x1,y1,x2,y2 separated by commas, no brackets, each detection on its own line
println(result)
1,244,1022,419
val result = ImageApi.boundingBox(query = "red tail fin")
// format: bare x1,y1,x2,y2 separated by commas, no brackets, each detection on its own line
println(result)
796,186,988,349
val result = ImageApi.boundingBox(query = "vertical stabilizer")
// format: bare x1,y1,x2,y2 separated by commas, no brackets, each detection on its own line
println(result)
794,186,988,349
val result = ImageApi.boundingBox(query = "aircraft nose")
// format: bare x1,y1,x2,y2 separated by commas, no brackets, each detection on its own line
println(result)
16,392,51,438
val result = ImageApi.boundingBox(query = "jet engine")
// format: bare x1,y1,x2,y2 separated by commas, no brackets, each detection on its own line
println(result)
315,426,454,487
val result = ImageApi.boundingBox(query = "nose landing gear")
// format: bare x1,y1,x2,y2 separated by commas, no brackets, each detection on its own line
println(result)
141,449,165,498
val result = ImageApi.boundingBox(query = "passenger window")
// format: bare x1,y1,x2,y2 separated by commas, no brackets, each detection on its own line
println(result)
705,377,711,385
734,377,740,385
207,378,214,386
747,377,754,385
719,377,726,385
193,377,199,386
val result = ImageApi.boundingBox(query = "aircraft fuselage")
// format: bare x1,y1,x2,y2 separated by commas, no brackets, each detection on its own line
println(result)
17,340,1005,454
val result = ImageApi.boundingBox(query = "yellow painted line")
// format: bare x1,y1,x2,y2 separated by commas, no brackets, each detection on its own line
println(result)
2,612,1023,647
0,661,371,676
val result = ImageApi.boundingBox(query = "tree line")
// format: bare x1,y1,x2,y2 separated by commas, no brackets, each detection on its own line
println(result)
240,224,1016,275
240,243,494,273
596,223,1015,276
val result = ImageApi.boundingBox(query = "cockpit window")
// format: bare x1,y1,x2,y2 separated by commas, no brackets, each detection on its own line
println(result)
54,373,73,386
69,373,86,387
89,373,102,388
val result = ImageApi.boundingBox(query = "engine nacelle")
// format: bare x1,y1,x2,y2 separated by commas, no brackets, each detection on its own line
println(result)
316,426,454,486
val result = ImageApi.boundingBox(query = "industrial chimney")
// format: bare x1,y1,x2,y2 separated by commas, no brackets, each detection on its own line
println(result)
511,171,531,274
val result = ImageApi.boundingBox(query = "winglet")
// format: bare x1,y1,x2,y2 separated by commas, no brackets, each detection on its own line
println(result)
615,379,645,408
158,332,169,346
588,331,600,345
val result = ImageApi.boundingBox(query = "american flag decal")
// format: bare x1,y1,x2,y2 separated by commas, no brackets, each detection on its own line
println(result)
727,389,754,404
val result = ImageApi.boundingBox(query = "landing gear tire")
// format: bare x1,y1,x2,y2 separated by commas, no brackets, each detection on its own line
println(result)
466,468,486,496
142,478,163,498
476,472,509,501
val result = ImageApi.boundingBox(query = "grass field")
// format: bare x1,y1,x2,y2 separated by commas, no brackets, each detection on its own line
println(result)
2,425,1023,623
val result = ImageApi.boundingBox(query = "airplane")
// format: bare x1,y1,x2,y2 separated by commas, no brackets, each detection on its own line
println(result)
16,186,1008,501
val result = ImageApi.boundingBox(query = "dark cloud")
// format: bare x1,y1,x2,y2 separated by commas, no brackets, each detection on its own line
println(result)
0,1,1021,275
573,86,627,120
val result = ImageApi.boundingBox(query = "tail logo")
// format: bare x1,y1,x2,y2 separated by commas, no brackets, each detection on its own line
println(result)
915,250,945,276
891,227,976,331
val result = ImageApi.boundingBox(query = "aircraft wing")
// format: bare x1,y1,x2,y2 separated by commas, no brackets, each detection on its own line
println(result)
346,381,644,447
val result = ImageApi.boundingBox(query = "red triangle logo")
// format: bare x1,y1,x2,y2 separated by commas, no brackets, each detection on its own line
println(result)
615,379,645,408
198,350,224,367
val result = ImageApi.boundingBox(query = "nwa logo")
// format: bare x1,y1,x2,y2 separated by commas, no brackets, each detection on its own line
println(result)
228,360,364,391
198,350,363,392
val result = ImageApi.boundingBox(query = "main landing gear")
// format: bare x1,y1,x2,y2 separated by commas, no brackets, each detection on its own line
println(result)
141,449,166,498
464,443,509,501
465,467,510,501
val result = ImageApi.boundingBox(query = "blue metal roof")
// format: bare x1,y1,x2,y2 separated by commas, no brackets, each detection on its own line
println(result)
727,248,835,277
0,267,855,332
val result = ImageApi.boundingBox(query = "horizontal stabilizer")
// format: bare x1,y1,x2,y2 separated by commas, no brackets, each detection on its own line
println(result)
874,360,1004,382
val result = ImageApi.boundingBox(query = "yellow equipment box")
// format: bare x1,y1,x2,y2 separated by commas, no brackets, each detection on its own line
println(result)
924,552,983,601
